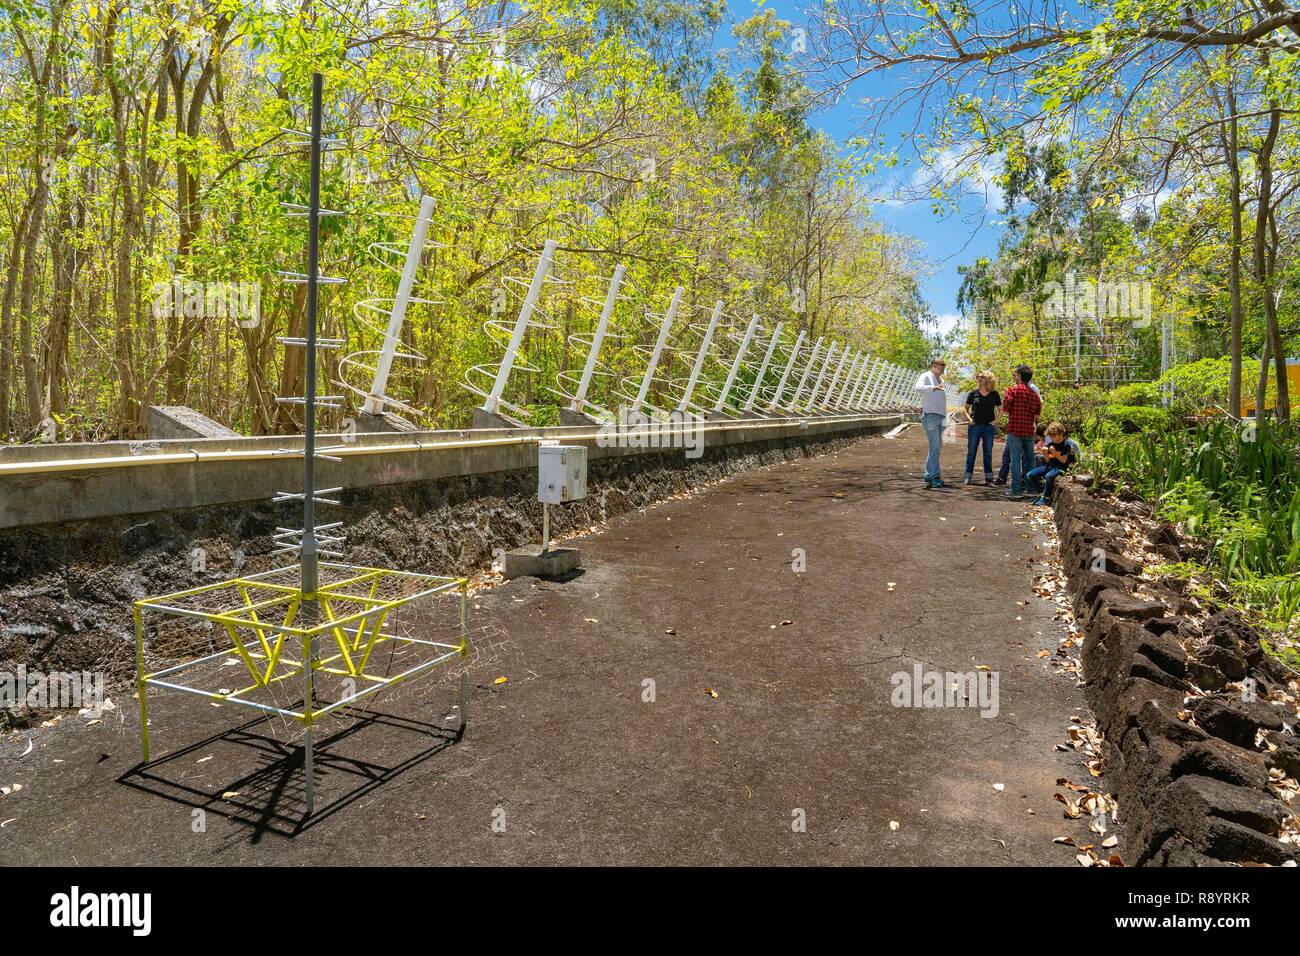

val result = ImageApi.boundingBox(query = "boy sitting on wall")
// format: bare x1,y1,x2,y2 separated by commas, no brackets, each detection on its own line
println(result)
1026,422,1080,506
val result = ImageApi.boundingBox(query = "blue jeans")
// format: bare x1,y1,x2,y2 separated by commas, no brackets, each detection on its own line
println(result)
1026,465,1063,499
922,413,945,483
1007,434,1036,494
965,424,995,478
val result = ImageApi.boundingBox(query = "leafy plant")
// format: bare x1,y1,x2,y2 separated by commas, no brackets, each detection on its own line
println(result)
1093,417,1300,644
1107,382,1158,407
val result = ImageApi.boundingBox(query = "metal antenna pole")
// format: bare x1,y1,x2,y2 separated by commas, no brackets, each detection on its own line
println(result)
768,329,806,412
300,71,325,817
632,286,682,414
679,300,723,413
572,263,626,413
485,239,557,416
1074,306,1082,382
302,73,323,599
363,194,436,415
819,345,851,408
743,321,784,412
715,314,759,413
789,336,823,409
874,364,897,408
805,342,837,409
836,352,864,408
850,357,876,408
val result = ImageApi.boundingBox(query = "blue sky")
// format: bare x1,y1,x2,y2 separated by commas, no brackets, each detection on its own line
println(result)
716,0,1005,339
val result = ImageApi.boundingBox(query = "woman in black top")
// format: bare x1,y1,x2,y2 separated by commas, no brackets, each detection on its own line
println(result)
963,371,1002,485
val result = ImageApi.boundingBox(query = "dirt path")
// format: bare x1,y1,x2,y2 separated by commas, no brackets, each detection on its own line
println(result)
1,428,1093,865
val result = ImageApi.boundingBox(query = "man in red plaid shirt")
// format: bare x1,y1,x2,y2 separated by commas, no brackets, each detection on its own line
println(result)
1001,364,1042,499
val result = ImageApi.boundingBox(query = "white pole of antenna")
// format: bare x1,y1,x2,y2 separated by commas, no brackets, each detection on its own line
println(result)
364,194,436,415
678,300,723,413
743,321,783,412
836,352,863,407
715,314,759,412
485,238,557,415
789,336,824,409
891,365,907,406
876,364,899,407
572,263,626,412
633,286,683,413
820,345,851,407
864,360,886,407
806,342,838,409
768,329,806,412
851,357,877,408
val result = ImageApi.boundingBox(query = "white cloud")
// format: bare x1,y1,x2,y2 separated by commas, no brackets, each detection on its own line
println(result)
932,311,963,337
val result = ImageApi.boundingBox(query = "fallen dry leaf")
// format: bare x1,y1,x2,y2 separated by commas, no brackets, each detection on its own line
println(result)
705,687,719,699
494,676,508,685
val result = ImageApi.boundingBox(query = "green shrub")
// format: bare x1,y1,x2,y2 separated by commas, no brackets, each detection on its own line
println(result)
1108,382,1158,407
1088,403,1172,437
1154,356,1233,416
1040,384,1107,437
1092,418,1300,641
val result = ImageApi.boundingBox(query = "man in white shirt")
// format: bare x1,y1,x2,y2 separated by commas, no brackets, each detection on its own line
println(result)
914,357,949,488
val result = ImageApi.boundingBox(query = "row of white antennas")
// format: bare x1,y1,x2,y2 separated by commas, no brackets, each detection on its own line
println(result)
462,239,934,427
268,182,943,455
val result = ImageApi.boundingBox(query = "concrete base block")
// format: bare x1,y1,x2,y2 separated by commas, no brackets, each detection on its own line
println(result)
502,544,583,580
147,406,240,440
355,410,418,433
705,410,735,422
559,407,602,427
473,407,528,429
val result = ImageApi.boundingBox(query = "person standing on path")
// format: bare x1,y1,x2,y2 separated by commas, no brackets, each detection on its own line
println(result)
993,378,1042,485
962,371,1001,485
1001,364,1042,500
915,357,950,489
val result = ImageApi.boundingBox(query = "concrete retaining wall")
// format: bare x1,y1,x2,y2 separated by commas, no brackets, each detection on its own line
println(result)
0,414,894,530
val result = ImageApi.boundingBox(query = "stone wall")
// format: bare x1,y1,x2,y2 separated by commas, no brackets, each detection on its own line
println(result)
1052,478,1300,866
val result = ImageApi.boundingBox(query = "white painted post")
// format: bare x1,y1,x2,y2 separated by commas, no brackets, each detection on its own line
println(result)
836,352,864,408
715,314,759,412
865,361,888,407
743,321,783,412
485,238,557,415
678,300,723,413
364,194,436,415
632,286,683,413
874,364,898,407
890,366,907,406
806,342,838,409
572,263,626,412
768,329,806,412
790,336,824,409
820,345,852,407
852,357,878,408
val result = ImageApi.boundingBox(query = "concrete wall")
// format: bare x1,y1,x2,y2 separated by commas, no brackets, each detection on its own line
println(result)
0,414,895,530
